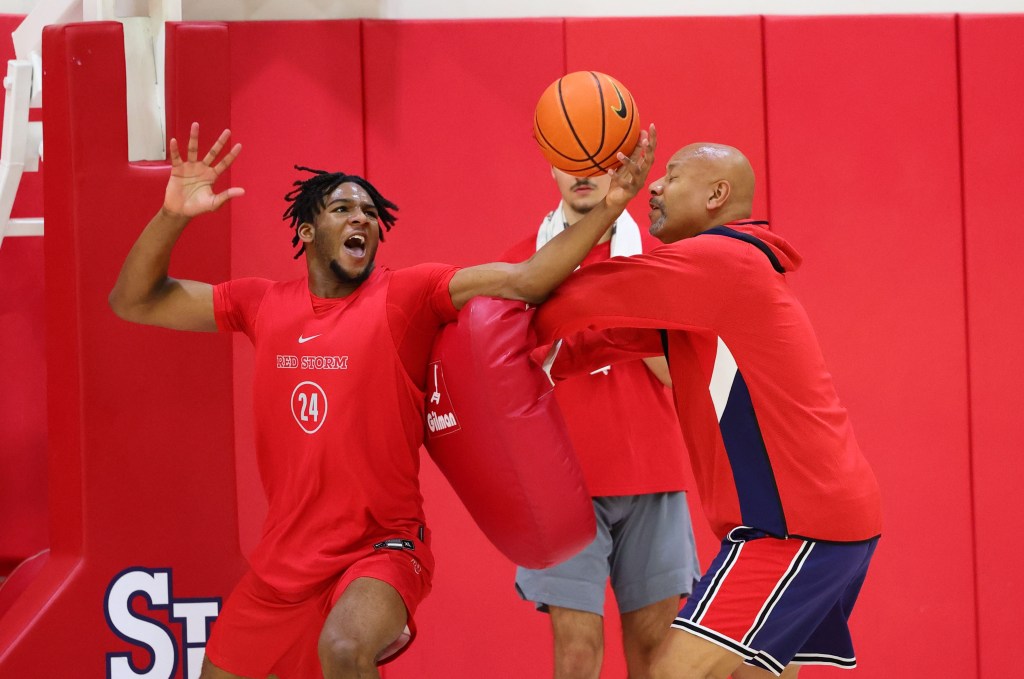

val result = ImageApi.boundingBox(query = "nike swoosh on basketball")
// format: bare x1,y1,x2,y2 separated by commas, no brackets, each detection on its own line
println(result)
298,334,322,344
610,85,628,119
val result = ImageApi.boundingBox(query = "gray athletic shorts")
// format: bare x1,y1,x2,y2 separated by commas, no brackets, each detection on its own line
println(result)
515,492,700,615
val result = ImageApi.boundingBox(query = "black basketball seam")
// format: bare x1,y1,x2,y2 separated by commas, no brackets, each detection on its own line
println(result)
535,109,598,164
591,71,608,162
557,75,603,175
594,90,637,168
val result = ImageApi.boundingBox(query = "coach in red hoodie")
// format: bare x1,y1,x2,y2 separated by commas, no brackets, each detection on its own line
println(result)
535,143,882,679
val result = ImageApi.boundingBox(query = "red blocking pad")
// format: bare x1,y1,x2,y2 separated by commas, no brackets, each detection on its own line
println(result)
566,16,769,225
361,19,566,268
765,16,973,678
959,15,1024,679
0,23,247,677
226,20,366,556
424,298,595,569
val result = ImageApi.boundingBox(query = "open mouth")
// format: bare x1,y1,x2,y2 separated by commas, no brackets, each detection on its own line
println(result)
343,234,366,259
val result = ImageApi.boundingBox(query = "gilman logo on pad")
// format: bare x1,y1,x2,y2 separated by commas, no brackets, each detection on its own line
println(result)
425,361,461,438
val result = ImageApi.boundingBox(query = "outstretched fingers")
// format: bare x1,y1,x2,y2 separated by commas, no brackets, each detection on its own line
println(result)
171,123,243,176
169,136,183,167
213,142,243,175
164,122,246,216
611,124,657,190
203,128,237,166
645,123,658,157
210,186,246,212
621,124,657,171
186,121,200,163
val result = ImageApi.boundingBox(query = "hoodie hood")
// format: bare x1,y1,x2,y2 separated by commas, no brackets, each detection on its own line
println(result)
706,220,803,273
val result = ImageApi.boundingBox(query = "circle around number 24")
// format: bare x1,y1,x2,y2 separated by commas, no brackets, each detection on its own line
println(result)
291,381,328,434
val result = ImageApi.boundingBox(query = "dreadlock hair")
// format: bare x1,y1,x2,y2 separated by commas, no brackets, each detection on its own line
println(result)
282,166,399,259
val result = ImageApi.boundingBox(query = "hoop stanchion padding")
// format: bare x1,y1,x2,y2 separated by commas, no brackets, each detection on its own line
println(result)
423,297,595,569
0,22,247,677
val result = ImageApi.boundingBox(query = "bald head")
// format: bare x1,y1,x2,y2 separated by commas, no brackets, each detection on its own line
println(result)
647,143,755,242
672,143,755,216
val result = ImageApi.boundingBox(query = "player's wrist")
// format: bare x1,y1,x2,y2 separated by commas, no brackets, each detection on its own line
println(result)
602,194,630,215
159,205,192,224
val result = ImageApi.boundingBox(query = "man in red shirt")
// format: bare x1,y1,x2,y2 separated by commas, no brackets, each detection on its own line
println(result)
504,167,699,679
535,143,882,679
108,123,655,679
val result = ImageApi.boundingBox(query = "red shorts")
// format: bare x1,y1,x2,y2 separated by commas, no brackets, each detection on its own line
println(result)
205,548,433,678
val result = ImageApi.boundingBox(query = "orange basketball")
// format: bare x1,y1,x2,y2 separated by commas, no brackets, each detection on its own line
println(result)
533,71,640,177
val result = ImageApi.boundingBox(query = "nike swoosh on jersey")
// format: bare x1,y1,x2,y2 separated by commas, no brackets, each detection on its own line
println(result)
610,85,628,119
298,334,323,344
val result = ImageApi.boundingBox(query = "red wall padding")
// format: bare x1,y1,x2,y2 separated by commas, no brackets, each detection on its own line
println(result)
566,17,770,224
0,23,247,676
362,19,566,269
764,15,974,678
0,235,46,575
959,15,1024,679
0,13,46,576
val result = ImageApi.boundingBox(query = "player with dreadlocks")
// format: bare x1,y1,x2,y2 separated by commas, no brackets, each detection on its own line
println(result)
283,166,398,257
109,122,656,679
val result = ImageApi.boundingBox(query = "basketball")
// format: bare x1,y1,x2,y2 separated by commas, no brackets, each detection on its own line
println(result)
533,71,640,177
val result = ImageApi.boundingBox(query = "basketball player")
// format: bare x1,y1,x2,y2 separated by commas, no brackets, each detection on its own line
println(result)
107,122,655,679
503,167,699,679
533,143,882,679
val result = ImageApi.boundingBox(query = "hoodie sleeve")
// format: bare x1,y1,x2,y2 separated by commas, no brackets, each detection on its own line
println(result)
543,327,664,380
534,238,742,344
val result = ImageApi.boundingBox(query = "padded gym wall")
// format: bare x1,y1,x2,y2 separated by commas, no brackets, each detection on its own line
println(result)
566,16,770,224
764,15,973,678
0,13,46,577
959,14,1024,679
360,19,567,678
0,22,248,676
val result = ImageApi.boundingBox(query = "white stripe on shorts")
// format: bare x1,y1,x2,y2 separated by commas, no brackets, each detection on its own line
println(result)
691,540,744,623
741,540,814,646
791,652,857,668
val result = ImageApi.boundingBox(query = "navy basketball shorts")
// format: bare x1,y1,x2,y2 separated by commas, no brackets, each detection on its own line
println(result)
673,527,878,676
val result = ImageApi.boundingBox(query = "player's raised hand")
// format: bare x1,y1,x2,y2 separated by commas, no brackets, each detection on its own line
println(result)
606,124,657,209
164,122,245,218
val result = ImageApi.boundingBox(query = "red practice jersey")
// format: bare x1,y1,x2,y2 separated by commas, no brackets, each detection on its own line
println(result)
214,264,459,593
504,235,689,496
535,222,882,543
